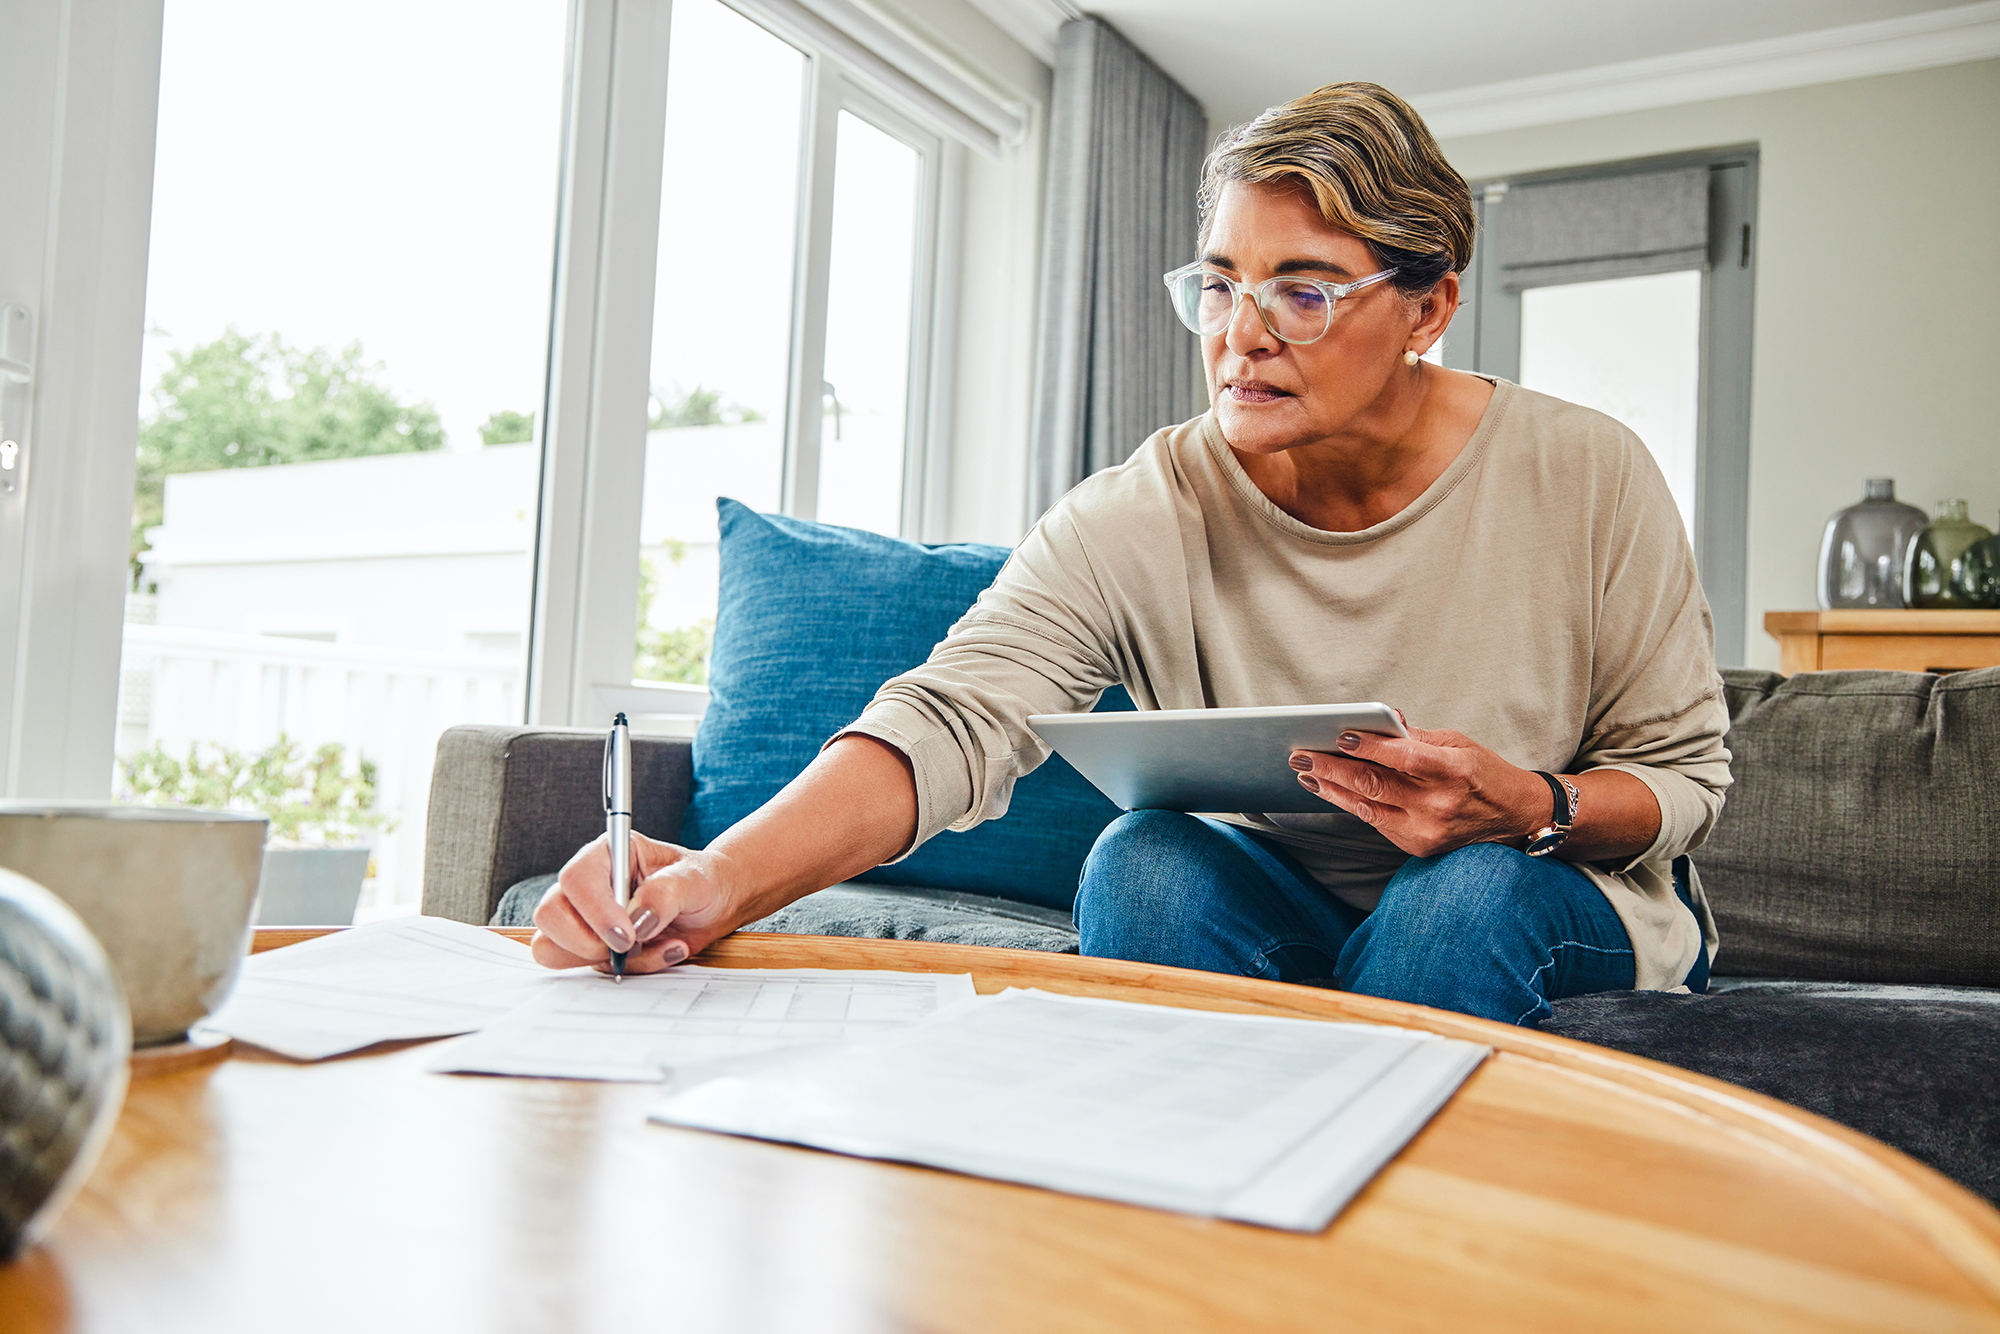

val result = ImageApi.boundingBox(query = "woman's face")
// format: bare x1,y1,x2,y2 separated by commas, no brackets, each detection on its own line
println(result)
1201,180,1437,456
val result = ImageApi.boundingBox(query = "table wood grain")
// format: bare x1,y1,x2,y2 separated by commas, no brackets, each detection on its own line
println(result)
1765,609,2000,675
4,929,1998,1333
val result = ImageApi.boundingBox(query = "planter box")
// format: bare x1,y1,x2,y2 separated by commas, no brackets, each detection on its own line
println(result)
257,847,370,926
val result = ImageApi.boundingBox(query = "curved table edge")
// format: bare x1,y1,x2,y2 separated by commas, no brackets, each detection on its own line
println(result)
252,925,2000,1305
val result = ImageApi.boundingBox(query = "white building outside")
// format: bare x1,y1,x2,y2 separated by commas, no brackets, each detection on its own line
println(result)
121,421,783,914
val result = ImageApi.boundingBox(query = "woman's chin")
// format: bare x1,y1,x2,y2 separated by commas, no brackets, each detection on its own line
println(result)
1215,400,1311,455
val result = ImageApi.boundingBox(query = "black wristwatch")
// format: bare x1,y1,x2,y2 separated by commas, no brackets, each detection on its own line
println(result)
1525,771,1580,858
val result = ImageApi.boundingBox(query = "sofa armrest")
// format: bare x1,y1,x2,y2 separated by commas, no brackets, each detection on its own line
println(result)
421,725,694,924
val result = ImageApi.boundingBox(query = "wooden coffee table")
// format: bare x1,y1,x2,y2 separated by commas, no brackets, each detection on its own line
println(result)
5,930,1999,1333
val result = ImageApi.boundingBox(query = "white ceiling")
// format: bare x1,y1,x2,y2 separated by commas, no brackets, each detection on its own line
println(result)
972,0,1977,126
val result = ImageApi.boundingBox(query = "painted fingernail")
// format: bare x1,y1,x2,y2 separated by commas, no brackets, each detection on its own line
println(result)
631,908,662,941
1337,732,1361,751
1288,753,1313,772
1298,773,1321,793
603,924,632,950
659,941,690,967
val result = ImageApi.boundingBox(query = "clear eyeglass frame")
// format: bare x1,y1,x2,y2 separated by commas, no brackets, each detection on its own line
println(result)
1161,261,1400,345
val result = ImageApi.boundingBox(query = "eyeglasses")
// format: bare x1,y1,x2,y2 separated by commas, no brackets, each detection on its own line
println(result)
1161,262,1399,345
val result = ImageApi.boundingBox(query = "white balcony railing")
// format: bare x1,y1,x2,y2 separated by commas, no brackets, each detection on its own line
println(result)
116,624,524,914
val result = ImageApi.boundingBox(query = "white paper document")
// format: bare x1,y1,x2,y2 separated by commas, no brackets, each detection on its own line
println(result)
197,916,557,1060
647,989,1489,1231
428,965,978,1082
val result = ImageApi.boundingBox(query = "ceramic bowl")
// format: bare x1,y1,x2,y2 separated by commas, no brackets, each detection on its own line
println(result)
0,804,266,1045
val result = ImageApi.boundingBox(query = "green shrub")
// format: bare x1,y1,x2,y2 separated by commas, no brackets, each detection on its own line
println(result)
118,735,394,846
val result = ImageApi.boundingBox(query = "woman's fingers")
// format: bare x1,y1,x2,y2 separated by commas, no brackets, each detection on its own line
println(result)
548,835,644,954
534,830,694,963
530,829,741,975
530,929,598,970
536,860,612,964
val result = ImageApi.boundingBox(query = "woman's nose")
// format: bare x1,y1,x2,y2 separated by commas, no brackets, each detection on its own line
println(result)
1223,288,1276,356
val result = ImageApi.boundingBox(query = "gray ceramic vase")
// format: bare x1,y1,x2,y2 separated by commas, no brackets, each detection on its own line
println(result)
0,867,131,1258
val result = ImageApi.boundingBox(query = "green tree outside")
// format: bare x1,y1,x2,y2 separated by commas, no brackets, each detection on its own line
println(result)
648,383,764,431
132,329,446,585
479,409,536,445
633,548,713,685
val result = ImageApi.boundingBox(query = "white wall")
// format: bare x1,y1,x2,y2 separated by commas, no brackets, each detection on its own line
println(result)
1439,59,2000,670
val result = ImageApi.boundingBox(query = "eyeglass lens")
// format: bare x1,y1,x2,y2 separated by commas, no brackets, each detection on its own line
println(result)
1174,272,1332,343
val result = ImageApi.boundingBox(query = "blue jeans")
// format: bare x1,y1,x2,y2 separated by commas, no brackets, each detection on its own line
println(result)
1073,810,1705,1026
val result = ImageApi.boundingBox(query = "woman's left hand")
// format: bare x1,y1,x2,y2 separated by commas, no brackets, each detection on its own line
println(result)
1290,725,1549,858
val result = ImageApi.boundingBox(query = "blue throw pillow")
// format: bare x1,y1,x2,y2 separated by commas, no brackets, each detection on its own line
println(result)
682,499,1131,911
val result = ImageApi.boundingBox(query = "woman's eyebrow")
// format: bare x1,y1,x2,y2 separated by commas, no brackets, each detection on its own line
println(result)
1273,257,1355,278
1199,253,1356,279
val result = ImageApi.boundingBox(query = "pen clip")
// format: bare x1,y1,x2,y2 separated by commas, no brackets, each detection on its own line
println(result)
602,725,614,815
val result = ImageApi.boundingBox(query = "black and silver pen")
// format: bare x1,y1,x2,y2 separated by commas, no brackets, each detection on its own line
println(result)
603,711,633,981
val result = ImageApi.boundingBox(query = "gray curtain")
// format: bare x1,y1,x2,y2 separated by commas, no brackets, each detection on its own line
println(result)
1491,167,1710,291
1028,16,1207,520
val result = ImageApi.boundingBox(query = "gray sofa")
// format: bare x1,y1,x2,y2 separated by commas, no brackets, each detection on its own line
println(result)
422,666,2000,1202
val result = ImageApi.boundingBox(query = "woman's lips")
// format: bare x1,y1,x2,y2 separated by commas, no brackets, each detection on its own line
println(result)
1225,382,1292,404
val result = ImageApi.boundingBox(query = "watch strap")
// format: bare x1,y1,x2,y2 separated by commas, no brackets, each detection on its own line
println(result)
1533,770,1575,829
1525,771,1579,858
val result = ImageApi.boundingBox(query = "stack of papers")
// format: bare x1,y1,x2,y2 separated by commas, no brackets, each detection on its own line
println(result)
197,916,554,1059
204,921,1488,1228
197,918,973,1081
429,965,975,1082
649,989,1489,1231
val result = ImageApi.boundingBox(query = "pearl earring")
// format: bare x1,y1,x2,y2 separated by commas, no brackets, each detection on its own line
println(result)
1404,349,1420,366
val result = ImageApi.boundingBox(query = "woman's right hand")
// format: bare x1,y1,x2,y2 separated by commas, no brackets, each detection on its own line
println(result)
529,830,741,974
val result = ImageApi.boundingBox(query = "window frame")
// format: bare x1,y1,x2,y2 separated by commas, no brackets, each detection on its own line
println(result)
5,0,988,795
1446,146,1759,667
534,0,968,727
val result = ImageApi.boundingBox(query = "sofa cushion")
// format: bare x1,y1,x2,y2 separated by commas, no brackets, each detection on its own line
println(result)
742,884,1080,953
681,499,1130,911
1543,982,2000,1204
1699,667,2000,986
489,873,1081,953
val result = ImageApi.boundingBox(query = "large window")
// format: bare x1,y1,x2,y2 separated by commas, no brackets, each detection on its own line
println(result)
118,0,569,915
20,0,1012,876
630,0,950,693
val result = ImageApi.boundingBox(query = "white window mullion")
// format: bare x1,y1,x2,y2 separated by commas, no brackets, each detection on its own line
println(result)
781,62,842,521
0,0,165,798
529,0,674,727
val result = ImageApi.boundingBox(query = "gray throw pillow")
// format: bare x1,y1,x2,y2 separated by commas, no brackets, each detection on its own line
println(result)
1698,667,2000,986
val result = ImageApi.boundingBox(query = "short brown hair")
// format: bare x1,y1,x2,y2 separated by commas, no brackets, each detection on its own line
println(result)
1199,82,1475,297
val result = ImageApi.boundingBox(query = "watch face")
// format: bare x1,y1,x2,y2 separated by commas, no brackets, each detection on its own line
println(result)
1525,828,1566,858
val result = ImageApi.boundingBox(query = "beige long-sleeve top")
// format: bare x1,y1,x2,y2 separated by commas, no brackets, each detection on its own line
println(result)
845,380,1732,990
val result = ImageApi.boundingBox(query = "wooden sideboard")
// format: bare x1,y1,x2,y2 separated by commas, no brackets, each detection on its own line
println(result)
1765,610,2000,676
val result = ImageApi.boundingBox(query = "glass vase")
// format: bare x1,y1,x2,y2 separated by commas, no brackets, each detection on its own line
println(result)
1957,525,2000,609
1817,478,1929,609
1903,499,1996,609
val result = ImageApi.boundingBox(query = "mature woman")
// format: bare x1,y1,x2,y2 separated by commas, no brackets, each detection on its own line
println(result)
531,82,1730,1026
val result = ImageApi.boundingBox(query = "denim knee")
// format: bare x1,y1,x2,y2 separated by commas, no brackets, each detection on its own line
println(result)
1075,809,1200,923
1369,842,1542,936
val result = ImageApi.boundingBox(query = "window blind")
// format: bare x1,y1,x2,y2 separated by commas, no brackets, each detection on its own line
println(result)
1489,167,1710,291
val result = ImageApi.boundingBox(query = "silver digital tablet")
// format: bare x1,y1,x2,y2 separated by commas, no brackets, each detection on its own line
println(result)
1028,703,1409,814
